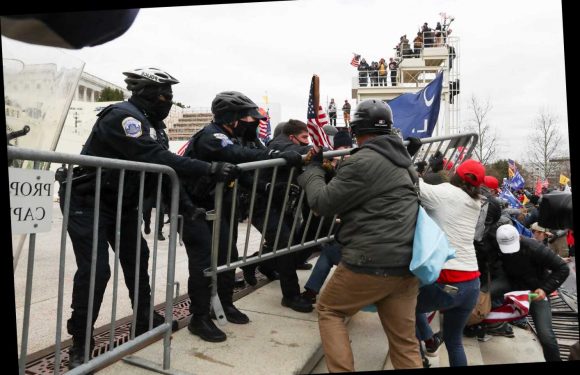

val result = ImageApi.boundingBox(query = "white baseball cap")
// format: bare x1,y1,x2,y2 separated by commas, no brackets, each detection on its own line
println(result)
496,224,521,254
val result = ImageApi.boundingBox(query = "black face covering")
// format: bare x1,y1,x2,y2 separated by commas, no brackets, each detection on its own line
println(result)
149,100,173,121
132,85,174,121
235,120,260,139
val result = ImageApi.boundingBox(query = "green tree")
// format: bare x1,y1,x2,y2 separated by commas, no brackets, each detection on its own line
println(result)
97,87,124,102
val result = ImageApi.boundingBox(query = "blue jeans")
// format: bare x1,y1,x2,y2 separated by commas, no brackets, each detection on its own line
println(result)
489,276,561,361
415,278,480,367
530,298,561,361
304,242,342,293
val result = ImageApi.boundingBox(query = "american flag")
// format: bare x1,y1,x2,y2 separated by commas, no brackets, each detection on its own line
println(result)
482,290,533,324
258,107,271,143
177,140,190,156
307,75,333,150
350,53,361,67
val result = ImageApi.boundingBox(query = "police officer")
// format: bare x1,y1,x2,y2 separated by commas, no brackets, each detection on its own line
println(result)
60,67,239,369
180,91,303,342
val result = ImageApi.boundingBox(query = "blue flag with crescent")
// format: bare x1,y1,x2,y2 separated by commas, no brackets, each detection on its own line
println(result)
387,71,444,139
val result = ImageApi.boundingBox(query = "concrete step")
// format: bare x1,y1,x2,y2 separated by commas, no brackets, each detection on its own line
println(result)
99,257,324,375
309,311,390,373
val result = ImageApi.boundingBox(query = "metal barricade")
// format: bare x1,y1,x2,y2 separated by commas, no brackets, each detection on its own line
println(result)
204,132,479,322
9,146,181,375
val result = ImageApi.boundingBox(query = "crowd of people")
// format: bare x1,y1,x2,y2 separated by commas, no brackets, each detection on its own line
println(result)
355,16,457,88
58,66,574,372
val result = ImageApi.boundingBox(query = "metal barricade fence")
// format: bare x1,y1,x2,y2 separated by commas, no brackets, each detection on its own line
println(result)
8,146,181,375
204,132,479,322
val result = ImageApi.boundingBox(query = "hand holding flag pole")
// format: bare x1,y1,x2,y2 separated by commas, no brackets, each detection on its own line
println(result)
306,75,333,152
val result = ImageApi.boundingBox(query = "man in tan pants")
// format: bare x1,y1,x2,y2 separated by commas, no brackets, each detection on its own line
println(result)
298,99,423,371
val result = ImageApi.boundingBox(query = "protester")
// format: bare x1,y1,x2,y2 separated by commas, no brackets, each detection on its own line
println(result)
495,224,570,361
298,99,422,371
415,159,485,367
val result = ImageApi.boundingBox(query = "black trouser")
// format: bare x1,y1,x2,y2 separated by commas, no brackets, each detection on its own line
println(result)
249,199,301,298
390,71,397,86
59,189,152,341
329,113,337,126
143,195,165,233
182,213,238,316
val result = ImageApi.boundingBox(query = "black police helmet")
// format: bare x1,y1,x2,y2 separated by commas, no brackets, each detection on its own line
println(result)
350,99,393,136
123,67,179,92
211,91,266,124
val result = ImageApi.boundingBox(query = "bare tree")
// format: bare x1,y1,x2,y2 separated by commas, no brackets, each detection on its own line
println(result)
465,95,497,165
527,109,563,180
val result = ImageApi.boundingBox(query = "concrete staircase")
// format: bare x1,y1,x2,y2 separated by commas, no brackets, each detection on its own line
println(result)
166,112,213,141
99,257,546,374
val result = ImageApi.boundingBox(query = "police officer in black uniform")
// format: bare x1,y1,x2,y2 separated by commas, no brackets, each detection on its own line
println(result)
60,67,239,369
180,91,303,342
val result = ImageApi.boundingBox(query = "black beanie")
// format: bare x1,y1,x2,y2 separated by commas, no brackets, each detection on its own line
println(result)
333,131,353,148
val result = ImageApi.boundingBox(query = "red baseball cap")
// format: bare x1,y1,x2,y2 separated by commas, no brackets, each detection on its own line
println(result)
456,159,486,186
483,175,499,190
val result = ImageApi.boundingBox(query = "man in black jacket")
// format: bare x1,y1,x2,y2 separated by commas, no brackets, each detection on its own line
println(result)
241,119,314,312
495,224,570,361
180,91,303,342
60,67,239,369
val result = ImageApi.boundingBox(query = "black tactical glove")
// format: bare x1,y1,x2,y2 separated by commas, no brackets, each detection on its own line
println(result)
272,150,304,168
405,137,422,157
209,162,241,182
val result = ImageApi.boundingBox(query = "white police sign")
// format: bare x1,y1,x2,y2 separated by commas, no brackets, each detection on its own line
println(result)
9,168,55,234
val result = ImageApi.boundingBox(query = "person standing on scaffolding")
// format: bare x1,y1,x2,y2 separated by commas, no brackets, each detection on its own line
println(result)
328,98,337,126
389,57,399,87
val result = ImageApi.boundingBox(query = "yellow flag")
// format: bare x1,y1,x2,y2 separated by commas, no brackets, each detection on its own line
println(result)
262,95,269,105
508,168,514,178
522,195,530,205
559,174,570,185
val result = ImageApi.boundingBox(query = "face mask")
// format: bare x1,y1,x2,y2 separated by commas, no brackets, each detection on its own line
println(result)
133,85,173,121
149,100,173,121
235,120,259,139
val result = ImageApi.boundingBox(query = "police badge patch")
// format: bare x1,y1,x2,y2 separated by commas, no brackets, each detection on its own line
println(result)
213,133,233,147
122,117,142,138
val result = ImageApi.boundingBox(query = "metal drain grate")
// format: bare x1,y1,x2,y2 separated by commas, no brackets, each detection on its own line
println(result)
527,290,578,361
24,271,270,374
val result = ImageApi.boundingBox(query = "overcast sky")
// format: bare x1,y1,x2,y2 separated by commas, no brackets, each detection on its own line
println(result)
3,0,570,162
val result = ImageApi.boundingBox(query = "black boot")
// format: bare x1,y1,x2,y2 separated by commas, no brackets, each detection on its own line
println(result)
68,337,95,372
242,264,258,286
157,231,165,241
281,295,314,313
222,304,250,324
188,315,227,342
